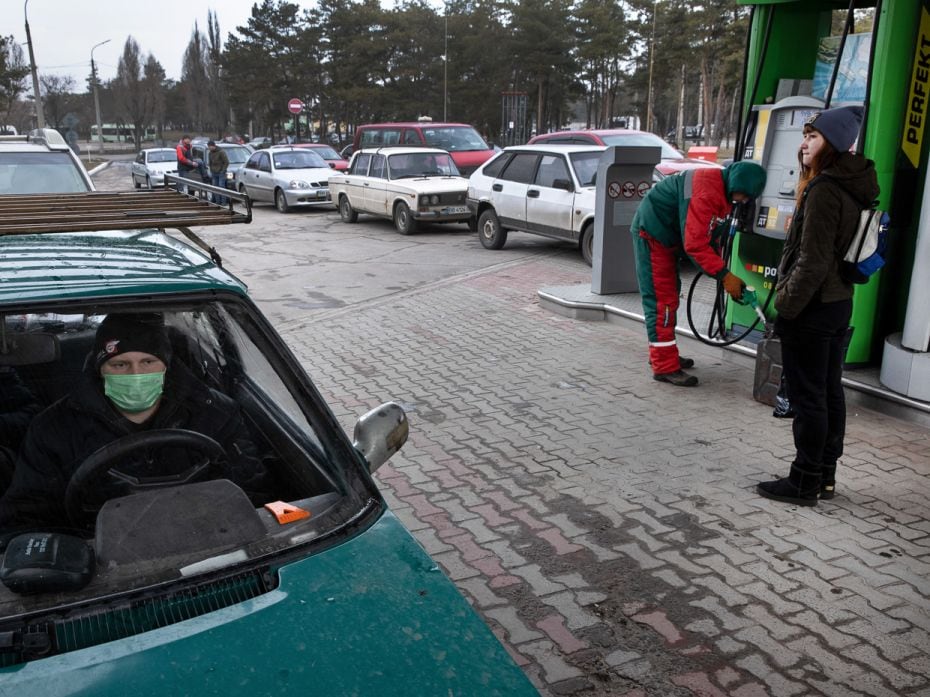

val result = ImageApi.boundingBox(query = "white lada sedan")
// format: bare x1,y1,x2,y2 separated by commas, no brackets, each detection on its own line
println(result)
329,147,470,234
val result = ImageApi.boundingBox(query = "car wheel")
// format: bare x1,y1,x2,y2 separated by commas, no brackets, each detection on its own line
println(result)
275,188,290,213
394,202,417,235
340,195,358,223
478,209,507,250
580,224,594,267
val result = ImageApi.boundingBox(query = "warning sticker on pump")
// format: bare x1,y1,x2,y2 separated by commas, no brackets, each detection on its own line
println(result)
637,181,651,197
621,181,635,198
608,181,621,198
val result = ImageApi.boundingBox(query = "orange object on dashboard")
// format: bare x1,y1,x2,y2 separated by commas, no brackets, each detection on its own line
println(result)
264,501,311,524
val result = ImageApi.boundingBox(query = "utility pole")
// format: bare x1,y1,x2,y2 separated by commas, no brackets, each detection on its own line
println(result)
443,4,448,121
24,0,45,128
91,39,111,156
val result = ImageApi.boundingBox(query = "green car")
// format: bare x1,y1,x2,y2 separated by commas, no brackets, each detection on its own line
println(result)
0,189,537,696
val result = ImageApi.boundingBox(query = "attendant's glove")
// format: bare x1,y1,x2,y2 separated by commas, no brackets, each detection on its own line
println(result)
722,271,746,301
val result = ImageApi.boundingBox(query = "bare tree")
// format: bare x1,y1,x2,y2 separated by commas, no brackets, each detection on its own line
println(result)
113,37,156,149
0,36,29,129
39,74,77,131
205,10,229,136
182,23,210,132
143,56,166,141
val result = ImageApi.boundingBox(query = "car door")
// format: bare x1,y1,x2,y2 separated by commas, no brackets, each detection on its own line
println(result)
363,154,389,216
524,152,576,240
132,153,145,184
242,152,271,202
342,153,371,212
253,152,274,202
490,153,538,230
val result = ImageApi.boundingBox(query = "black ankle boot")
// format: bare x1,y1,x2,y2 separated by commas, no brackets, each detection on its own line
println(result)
653,369,698,387
757,463,821,506
820,463,836,500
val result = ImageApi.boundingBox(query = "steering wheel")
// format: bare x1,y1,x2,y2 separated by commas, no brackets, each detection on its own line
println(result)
65,429,228,527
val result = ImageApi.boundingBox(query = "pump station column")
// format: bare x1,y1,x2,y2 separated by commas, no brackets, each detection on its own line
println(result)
591,145,661,294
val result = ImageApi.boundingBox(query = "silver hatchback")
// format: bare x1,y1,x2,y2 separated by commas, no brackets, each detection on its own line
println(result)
236,147,334,213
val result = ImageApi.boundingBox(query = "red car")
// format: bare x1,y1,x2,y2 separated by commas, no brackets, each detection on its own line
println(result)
290,143,350,171
528,129,721,178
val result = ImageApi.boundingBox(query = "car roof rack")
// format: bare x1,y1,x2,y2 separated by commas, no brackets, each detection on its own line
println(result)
0,182,252,267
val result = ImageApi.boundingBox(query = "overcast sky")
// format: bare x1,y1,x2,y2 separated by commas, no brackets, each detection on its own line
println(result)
12,0,260,88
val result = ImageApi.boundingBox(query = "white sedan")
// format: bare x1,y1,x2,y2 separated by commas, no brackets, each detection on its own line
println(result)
130,148,177,188
236,147,334,213
328,147,470,234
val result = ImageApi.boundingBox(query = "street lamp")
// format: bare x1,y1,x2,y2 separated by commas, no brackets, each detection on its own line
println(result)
24,0,45,128
91,39,111,156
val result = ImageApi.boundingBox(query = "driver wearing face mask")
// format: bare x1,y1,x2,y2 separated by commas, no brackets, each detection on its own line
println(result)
0,313,270,529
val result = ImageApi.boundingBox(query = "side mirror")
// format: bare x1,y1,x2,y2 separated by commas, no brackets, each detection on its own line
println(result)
552,178,574,192
352,402,409,472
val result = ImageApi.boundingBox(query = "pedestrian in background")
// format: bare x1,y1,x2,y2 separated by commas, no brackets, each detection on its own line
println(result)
630,161,767,386
175,135,205,194
757,106,879,506
207,141,229,205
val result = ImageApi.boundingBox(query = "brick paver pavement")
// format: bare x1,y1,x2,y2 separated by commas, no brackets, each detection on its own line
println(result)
280,253,930,696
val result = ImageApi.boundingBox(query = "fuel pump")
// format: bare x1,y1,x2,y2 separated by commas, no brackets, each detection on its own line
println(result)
728,96,824,334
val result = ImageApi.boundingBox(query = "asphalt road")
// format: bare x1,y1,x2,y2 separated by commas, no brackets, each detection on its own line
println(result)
91,161,930,697
92,160,587,329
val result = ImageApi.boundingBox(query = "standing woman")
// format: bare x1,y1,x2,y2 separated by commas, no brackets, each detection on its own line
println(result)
757,106,879,506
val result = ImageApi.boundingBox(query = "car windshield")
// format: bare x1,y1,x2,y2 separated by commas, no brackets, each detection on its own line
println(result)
0,152,90,193
388,152,459,178
569,151,603,187
310,146,341,160
420,126,489,152
272,151,327,170
222,146,252,164
146,150,176,163
0,294,364,620
598,133,683,160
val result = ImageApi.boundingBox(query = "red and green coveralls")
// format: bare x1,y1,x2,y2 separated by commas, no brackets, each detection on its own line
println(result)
629,161,767,375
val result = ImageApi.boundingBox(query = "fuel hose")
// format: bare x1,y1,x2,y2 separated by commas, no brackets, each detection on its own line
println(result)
684,207,776,347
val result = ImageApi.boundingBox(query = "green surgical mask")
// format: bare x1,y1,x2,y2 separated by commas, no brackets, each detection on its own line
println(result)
103,371,166,413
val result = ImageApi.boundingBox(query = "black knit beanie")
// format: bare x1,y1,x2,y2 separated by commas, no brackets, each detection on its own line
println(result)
93,313,172,369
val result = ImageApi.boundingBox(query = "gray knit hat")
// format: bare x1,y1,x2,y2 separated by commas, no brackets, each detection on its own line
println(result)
804,106,863,153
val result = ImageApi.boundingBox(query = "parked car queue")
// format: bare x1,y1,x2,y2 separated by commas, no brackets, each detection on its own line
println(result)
145,128,721,266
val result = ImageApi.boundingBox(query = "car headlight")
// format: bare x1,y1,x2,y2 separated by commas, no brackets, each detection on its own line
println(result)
226,171,235,180
288,180,311,189
419,195,429,206
430,194,440,205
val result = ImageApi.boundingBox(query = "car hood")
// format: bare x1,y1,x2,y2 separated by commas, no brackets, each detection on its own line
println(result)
2,511,537,696
388,176,469,193
275,167,333,182
657,158,722,175
145,162,177,174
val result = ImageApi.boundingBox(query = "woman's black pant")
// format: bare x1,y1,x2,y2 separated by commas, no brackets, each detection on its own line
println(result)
776,298,852,471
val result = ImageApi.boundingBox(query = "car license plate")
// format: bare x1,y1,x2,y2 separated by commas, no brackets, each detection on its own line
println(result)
442,206,468,215
317,190,328,198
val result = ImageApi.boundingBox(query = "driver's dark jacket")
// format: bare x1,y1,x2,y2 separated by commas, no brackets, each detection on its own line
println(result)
0,362,269,529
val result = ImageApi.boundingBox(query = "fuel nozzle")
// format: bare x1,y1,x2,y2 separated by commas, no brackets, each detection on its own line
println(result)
739,285,768,325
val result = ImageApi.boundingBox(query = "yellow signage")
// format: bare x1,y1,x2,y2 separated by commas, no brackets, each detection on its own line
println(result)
903,6,930,168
